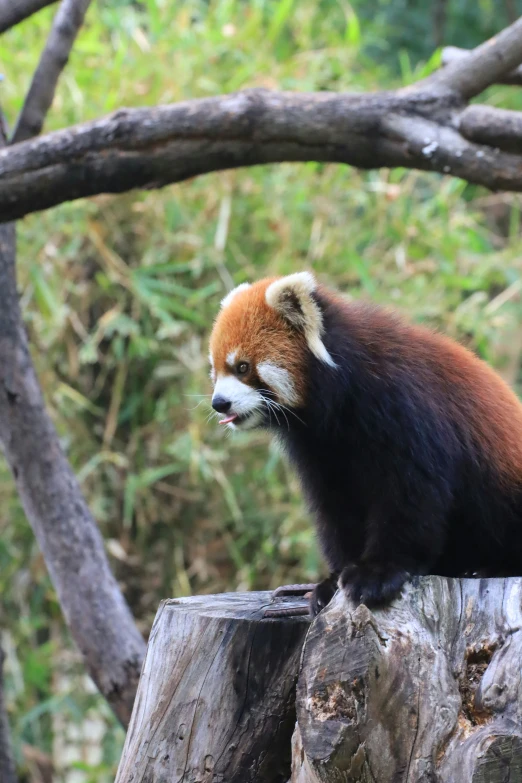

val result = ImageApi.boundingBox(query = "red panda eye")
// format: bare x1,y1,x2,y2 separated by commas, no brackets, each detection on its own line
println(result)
236,361,249,375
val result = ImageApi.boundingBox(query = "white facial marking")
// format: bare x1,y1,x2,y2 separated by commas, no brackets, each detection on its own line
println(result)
226,349,239,367
221,283,251,310
209,352,216,382
213,373,263,429
257,361,299,406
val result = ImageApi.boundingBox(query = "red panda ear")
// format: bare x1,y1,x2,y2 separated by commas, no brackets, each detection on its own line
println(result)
265,272,335,367
220,283,251,310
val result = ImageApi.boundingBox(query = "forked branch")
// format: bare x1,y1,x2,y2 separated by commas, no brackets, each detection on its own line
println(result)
3,15,522,220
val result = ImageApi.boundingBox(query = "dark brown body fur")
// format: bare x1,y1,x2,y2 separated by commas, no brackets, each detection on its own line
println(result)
280,288,522,608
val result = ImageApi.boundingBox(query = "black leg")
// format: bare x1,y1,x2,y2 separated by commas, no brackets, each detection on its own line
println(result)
338,492,445,609
339,562,409,607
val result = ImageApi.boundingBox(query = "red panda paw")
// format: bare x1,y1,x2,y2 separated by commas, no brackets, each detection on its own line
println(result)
310,574,339,617
339,563,409,608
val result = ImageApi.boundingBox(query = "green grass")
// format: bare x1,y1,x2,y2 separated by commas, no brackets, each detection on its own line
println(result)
2,0,522,779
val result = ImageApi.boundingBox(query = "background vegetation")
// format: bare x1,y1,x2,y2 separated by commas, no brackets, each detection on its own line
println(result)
2,0,522,779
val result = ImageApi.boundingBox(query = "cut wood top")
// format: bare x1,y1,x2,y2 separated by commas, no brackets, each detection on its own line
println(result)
162,590,311,622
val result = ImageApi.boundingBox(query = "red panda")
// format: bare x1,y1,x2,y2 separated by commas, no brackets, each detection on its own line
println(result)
209,271,522,615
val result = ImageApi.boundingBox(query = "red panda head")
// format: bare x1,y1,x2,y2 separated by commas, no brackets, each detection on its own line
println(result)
209,272,335,429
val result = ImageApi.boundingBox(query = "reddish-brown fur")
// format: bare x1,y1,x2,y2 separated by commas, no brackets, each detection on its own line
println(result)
325,288,522,488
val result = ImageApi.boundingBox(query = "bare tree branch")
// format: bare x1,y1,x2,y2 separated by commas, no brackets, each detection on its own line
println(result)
442,45,522,86
0,642,17,783
425,14,522,98
12,0,93,143
0,0,57,35
3,87,522,223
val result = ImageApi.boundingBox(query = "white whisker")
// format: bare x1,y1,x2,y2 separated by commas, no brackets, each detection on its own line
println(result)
186,399,213,412
257,388,306,428
265,398,282,428
264,400,273,428
273,400,307,427
271,400,290,430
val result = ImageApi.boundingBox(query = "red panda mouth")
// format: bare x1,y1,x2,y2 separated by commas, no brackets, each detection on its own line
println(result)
219,413,239,425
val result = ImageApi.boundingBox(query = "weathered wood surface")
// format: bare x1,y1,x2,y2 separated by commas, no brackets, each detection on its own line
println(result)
292,576,522,783
116,591,310,783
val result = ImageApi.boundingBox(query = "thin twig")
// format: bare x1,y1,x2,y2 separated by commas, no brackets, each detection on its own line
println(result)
426,14,522,98
0,0,57,35
433,0,448,49
442,45,522,86
505,0,518,24
12,0,93,143
0,641,17,783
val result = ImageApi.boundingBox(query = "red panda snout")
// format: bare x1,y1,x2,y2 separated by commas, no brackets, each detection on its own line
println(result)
211,371,266,429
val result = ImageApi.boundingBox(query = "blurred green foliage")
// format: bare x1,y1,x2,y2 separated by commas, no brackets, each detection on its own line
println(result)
2,0,522,779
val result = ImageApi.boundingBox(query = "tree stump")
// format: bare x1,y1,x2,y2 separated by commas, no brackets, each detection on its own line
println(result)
115,591,310,783
292,576,522,783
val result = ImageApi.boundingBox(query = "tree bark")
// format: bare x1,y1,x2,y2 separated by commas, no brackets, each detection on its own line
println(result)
0,0,57,34
12,0,93,143
292,576,522,783
0,224,146,727
115,591,311,783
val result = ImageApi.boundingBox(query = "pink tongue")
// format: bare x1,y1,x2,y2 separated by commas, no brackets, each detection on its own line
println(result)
219,413,239,425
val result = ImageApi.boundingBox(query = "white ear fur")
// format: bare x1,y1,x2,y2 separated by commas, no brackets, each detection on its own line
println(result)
221,282,251,309
265,272,336,367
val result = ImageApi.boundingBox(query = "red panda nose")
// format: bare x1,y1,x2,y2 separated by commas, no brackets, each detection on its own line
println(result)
212,396,232,414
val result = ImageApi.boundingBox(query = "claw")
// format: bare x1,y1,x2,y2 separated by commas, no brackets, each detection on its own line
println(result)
263,583,316,619
271,583,316,599
263,605,311,618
